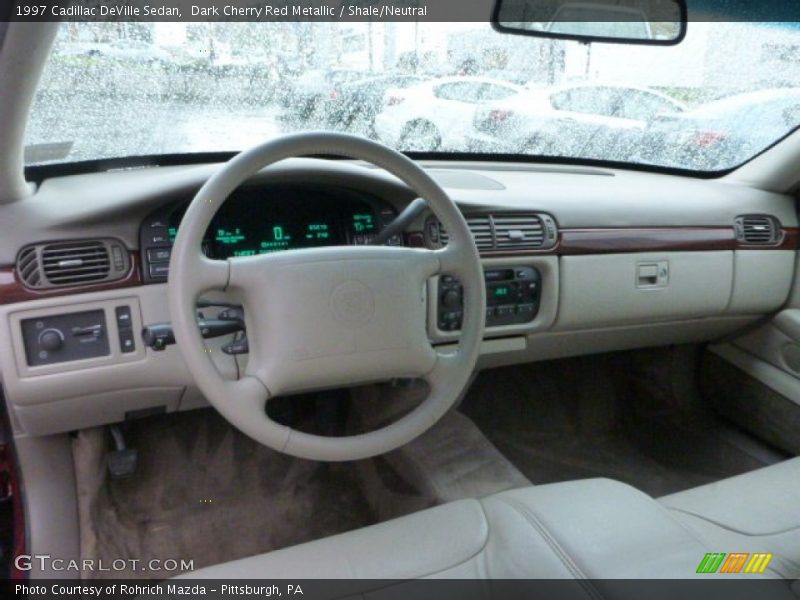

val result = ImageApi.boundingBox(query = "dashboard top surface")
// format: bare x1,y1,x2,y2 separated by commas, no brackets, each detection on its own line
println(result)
0,158,795,265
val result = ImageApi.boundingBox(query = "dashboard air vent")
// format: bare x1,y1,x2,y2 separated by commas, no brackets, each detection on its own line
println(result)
734,215,780,245
494,214,546,250
16,239,131,289
430,212,557,253
16,246,42,288
438,216,494,251
42,241,111,285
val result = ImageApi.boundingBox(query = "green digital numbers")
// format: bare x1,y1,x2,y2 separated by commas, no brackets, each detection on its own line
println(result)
305,222,330,240
353,213,375,233
215,228,246,245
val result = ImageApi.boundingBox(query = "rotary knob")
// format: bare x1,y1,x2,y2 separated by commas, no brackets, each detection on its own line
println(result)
38,328,64,352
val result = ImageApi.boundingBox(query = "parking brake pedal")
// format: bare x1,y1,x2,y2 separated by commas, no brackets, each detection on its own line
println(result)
107,425,138,479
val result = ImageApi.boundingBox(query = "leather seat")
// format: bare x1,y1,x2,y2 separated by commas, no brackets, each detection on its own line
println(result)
179,477,779,581
661,457,800,581
178,461,799,591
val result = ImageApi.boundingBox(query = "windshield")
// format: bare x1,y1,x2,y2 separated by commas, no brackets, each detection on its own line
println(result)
25,22,800,173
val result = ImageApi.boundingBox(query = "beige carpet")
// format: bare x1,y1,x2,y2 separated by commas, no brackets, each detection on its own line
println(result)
74,408,376,579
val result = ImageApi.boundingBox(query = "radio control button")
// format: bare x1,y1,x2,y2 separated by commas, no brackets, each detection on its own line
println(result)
496,305,515,317
517,303,535,315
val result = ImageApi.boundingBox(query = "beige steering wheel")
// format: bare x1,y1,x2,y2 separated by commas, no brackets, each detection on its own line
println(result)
168,133,485,461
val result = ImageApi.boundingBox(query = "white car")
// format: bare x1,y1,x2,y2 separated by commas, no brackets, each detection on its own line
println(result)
469,83,686,158
373,76,524,151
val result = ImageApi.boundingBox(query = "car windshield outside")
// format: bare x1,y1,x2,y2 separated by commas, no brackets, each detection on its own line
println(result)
24,21,800,172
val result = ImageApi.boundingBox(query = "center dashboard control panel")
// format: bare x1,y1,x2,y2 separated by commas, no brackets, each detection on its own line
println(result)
21,310,110,367
438,266,541,331
140,186,401,283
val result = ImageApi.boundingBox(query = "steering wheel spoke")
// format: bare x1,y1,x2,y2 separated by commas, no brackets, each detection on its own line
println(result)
191,255,231,295
435,244,472,280
424,350,462,388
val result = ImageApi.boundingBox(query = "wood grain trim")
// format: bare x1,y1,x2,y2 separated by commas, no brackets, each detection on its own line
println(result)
0,253,142,306
479,226,800,257
557,227,736,255
766,227,800,251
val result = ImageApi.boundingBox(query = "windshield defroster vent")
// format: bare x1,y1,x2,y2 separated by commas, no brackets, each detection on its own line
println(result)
735,215,780,245
430,212,557,253
16,239,131,289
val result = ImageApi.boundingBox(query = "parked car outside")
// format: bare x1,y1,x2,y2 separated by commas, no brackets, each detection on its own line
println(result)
374,76,525,151
281,68,372,121
468,83,686,159
323,73,424,136
640,88,800,170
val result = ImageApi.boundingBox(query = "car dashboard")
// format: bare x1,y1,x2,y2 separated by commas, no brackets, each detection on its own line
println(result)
0,158,797,437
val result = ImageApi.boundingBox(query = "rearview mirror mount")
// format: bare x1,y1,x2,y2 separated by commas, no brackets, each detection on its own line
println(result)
492,0,688,45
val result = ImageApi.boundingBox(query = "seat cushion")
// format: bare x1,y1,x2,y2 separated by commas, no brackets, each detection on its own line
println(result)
661,457,800,579
178,479,759,582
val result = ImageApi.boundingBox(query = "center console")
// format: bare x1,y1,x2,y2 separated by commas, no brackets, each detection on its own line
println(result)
437,266,541,331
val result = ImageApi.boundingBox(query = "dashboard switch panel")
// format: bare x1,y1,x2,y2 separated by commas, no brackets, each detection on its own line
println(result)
21,310,109,367
437,266,541,331
115,306,135,354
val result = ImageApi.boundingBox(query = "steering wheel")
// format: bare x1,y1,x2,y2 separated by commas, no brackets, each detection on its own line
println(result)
168,133,485,461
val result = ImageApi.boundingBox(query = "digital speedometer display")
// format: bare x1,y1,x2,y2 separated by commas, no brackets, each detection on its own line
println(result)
168,186,385,259
214,220,333,257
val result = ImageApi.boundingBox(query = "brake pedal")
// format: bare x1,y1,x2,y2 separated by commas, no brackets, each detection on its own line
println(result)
107,425,138,479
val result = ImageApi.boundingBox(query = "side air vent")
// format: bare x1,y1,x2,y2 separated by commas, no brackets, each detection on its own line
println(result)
734,215,780,245
42,241,111,285
16,239,131,289
16,246,42,288
429,212,557,253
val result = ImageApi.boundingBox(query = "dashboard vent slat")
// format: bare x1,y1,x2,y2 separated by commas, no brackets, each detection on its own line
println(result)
16,239,131,290
438,215,494,251
735,215,780,245
41,241,111,285
431,212,557,253
16,247,42,288
493,215,546,250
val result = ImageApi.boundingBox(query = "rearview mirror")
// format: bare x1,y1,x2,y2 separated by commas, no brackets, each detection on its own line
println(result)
493,0,687,45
